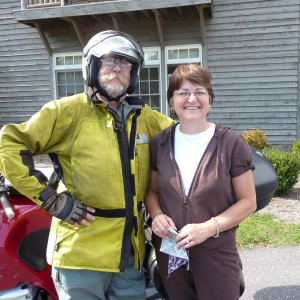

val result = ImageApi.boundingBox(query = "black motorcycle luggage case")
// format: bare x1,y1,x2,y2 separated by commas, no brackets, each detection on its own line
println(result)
251,147,279,212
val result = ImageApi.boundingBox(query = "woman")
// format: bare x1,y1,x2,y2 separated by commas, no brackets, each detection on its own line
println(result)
145,64,256,300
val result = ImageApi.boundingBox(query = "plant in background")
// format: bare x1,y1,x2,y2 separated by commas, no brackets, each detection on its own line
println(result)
292,138,300,157
262,147,300,196
243,128,269,150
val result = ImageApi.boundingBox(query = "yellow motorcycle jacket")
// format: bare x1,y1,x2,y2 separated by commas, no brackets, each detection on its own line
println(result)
0,92,173,272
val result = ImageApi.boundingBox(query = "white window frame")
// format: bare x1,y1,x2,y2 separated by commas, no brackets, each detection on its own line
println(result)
132,47,162,111
53,52,84,99
144,47,161,65
165,44,203,115
165,44,202,65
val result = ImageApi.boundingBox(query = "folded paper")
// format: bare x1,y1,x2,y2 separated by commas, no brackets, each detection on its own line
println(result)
160,228,189,277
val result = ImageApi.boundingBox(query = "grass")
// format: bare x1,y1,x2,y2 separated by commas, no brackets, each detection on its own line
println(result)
237,213,300,250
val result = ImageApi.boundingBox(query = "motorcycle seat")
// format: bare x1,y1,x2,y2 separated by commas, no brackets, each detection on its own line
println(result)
17,228,49,272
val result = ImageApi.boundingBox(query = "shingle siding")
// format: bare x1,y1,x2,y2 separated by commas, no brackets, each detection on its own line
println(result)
206,0,300,144
0,0,50,126
0,0,300,145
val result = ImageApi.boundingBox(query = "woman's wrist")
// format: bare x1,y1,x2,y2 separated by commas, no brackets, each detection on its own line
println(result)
152,212,164,220
210,217,220,238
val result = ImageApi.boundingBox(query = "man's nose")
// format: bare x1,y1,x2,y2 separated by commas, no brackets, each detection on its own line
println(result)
113,61,122,71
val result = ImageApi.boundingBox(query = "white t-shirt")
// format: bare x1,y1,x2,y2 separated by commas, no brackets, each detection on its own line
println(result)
174,123,216,196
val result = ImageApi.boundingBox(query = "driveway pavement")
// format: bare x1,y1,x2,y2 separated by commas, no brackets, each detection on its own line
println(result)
239,245,300,300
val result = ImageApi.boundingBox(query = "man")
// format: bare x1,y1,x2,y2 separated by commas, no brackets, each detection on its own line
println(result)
0,30,173,299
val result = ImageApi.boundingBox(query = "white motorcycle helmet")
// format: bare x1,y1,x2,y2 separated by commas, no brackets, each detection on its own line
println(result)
82,30,144,101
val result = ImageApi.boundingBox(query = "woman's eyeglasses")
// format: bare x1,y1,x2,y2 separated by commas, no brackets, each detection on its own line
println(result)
173,89,208,100
100,58,132,71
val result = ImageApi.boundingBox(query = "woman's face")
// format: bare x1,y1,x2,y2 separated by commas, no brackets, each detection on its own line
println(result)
171,80,211,122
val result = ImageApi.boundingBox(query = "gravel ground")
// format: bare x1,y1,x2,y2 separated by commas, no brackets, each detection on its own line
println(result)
258,178,300,224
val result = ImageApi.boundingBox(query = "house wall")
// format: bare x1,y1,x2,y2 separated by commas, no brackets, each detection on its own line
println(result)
206,0,300,145
0,0,300,145
0,0,51,126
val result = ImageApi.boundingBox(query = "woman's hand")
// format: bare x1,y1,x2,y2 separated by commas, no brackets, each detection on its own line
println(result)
151,213,177,238
175,222,214,249
146,171,177,238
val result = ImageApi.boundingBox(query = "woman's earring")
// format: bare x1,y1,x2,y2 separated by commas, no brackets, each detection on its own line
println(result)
171,108,175,114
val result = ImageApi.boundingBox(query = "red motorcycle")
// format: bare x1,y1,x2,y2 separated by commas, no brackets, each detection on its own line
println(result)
0,148,278,300
0,175,56,300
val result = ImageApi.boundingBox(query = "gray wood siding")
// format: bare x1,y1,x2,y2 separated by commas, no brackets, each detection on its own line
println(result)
206,0,300,145
1,0,300,146
0,0,50,127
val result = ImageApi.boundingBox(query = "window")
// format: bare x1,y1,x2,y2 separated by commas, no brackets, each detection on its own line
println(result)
54,53,84,99
132,48,161,111
166,45,202,65
165,45,202,117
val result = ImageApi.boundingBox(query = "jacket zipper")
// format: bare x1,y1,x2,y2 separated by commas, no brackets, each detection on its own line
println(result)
170,137,190,227
107,107,135,272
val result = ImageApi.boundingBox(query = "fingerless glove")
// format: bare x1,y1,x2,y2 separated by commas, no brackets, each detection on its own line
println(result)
39,186,88,225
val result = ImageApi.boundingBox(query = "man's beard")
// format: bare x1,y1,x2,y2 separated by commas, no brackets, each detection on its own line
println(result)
98,72,130,99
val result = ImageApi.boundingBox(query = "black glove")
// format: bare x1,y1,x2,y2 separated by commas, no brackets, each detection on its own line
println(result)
39,186,88,225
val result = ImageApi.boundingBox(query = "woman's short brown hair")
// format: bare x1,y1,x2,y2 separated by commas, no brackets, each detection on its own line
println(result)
167,64,215,105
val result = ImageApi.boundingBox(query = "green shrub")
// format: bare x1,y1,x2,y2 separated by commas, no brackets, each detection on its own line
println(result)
262,147,300,196
243,128,269,150
292,138,300,156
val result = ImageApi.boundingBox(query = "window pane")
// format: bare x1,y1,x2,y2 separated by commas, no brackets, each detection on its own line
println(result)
58,85,66,97
179,49,188,59
67,85,76,96
76,84,85,94
56,57,64,66
145,50,159,61
149,67,158,79
75,71,83,83
140,82,149,94
167,65,178,82
151,96,160,109
140,69,149,81
143,96,150,106
66,72,75,84
65,56,74,65
74,56,82,65
150,81,159,94
189,48,199,58
168,50,178,59
57,72,66,84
